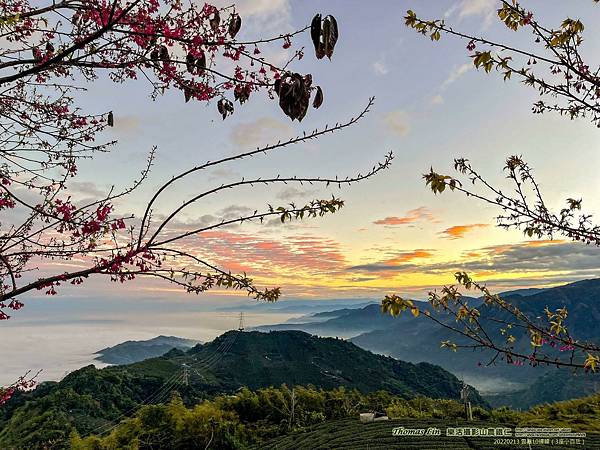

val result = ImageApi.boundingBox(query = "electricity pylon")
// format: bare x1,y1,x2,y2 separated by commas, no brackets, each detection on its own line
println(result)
238,312,245,331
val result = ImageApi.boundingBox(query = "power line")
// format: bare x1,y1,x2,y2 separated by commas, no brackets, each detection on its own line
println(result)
188,331,237,371
83,321,240,439
150,372,185,405
97,372,185,438
85,370,183,438
202,332,237,370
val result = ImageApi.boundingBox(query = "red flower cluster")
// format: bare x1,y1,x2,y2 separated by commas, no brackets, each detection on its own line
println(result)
54,199,76,222
0,373,37,406
0,194,15,210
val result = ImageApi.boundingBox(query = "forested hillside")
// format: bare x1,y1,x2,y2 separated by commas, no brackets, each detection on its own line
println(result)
0,330,481,448
70,389,600,449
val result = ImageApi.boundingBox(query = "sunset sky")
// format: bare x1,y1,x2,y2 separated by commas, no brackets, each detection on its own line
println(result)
31,0,600,302
4,0,600,384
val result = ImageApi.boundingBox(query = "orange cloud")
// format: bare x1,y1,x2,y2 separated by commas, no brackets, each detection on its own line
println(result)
373,207,438,226
385,250,434,265
524,239,565,247
348,249,436,280
440,223,489,239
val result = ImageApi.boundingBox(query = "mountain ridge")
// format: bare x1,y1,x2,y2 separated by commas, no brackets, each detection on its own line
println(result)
0,330,483,449
94,335,200,365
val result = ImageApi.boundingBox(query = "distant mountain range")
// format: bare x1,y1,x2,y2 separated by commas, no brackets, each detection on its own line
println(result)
485,368,600,409
0,330,482,449
95,335,200,365
217,298,376,314
255,279,600,408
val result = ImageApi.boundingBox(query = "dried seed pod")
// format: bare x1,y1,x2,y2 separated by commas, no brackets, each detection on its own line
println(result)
303,74,313,88
275,72,311,121
313,86,323,109
310,13,339,60
159,45,169,61
186,53,196,73
310,14,322,57
234,84,250,104
210,11,221,32
274,77,282,95
323,15,338,59
196,52,206,75
107,111,114,127
228,13,242,38
217,98,234,119
184,85,192,103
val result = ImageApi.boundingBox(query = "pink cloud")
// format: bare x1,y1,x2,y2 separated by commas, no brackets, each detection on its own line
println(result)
186,230,346,277
373,207,439,226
